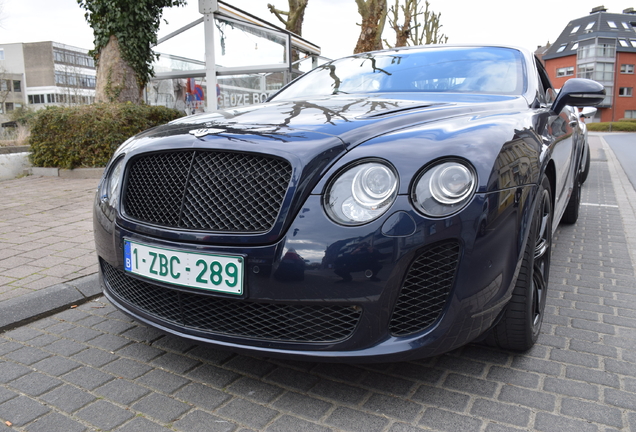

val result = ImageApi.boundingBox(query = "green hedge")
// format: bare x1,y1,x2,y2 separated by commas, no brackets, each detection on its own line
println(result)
587,120,636,132
29,103,184,169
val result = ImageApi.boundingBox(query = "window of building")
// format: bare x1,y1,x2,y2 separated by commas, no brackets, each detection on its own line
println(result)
0,80,9,92
631,40,636,48
556,44,567,53
623,22,632,29
557,66,575,77
5,102,13,111
608,21,617,29
625,110,636,118
585,21,595,31
0,49,4,61
571,42,579,51
12,80,21,93
571,25,580,33
619,87,633,96
619,39,630,47
621,64,634,74
28,94,46,104
577,62,613,81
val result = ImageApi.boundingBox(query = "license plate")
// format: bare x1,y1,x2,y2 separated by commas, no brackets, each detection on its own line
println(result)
123,240,244,295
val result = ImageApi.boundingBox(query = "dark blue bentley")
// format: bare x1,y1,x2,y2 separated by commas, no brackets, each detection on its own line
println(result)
94,45,604,361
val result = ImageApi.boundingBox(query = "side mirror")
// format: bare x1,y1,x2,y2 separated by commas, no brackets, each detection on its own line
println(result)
551,78,605,114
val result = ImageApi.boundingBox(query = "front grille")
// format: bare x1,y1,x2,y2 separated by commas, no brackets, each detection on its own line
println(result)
389,240,460,336
101,260,361,343
123,150,292,232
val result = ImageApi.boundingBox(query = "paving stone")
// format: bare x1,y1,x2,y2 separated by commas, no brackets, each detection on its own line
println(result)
225,355,277,378
136,369,190,394
216,398,279,429
604,388,636,410
560,398,623,428
63,366,115,390
228,377,284,403
2,328,44,342
266,415,331,432
151,335,197,353
0,395,50,427
363,393,422,422
411,385,470,411
71,347,118,367
151,352,201,374
325,406,389,432
565,365,620,388
360,371,414,395
186,364,240,389
419,407,482,432
131,393,191,423
3,346,50,365
272,391,332,420
173,410,236,432
113,416,167,432
91,319,135,335
543,376,599,401
0,388,16,404
486,366,540,389
43,339,86,356
174,383,230,411
498,384,556,411
9,372,62,397
120,326,166,343
40,385,95,413
76,400,135,430
88,333,131,351
388,363,444,383
186,345,235,365
443,373,498,397
534,412,598,432
23,412,87,432
59,326,103,342
102,357,153,379
116,342,165,362
265,367,319,392
0,341,23,356
387,423,431,432
470,398,530,427
550,348,600,368
309,378,368,405
95,379,150,405
0,361,32,383
27,334,61,347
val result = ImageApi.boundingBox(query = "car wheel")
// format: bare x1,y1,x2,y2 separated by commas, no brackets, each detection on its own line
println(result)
580,144,591,184
561,173,581,224
488,175,552,351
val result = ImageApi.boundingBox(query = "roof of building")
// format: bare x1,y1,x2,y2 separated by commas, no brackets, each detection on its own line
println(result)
543,6,636,60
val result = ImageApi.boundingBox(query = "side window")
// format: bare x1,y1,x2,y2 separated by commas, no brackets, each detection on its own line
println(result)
535,58,555,105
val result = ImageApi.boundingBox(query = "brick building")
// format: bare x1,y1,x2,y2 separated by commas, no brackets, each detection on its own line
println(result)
543,6,636,122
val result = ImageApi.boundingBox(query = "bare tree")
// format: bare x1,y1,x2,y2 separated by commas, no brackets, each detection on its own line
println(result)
354,0,387,54
384,0,447,48
267,0,309,62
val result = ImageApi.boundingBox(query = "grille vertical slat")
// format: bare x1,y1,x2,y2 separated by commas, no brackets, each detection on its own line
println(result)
389,240,460,336
101,260,361,343
123,150,292,232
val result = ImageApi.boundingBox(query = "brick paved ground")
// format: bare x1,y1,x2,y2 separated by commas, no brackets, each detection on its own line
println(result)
0,135,634,431
0,177,99,301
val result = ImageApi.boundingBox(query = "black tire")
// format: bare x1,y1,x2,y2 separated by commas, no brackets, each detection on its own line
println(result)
561,173,581,224
580,143,591,184
489,175,552,351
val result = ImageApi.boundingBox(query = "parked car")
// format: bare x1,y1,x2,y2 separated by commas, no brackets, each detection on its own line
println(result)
94,45,604,362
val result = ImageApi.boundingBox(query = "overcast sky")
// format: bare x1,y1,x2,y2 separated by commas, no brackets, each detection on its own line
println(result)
1,0,635,61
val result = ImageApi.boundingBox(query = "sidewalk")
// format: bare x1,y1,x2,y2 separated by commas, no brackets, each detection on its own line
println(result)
0,176,103,329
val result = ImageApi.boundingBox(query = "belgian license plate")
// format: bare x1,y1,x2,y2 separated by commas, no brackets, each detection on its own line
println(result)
123,240,244,295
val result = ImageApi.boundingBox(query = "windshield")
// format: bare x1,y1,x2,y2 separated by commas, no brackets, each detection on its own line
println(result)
272,46,526,100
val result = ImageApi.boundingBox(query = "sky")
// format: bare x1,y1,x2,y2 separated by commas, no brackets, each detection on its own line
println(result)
1,0,635,61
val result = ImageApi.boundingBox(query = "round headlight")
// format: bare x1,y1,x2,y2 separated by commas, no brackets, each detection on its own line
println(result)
412,160,476,217
100,156,125,208
325,161,398,225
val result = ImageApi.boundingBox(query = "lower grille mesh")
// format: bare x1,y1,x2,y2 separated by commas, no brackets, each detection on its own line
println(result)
101,260,361,343
389,240,460,336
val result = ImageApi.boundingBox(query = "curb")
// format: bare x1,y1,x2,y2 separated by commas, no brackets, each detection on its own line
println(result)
0,273,102,332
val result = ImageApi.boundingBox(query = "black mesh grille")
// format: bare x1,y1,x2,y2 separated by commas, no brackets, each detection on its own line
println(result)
123,150,292,232
389,240,460,337
101,260,361,343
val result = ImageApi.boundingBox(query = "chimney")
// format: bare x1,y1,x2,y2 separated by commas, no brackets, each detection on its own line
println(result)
590,5,608,13
623,7,636,14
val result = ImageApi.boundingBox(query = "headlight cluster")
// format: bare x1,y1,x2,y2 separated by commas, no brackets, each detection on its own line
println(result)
324,162,399,226
412,160,477,217
323,159,477,225
100,156,125,209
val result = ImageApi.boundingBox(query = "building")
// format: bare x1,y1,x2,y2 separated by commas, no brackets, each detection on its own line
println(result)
543,6,636,122
0,41,96,119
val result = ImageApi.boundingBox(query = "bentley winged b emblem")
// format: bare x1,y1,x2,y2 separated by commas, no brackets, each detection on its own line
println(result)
189,128,225,138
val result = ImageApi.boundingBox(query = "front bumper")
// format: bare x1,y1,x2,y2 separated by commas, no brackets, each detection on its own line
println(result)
95,189,533,362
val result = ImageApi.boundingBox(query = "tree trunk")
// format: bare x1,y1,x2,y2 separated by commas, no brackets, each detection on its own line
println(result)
354,0,387,54
268,0,308,62
95,35,142,104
